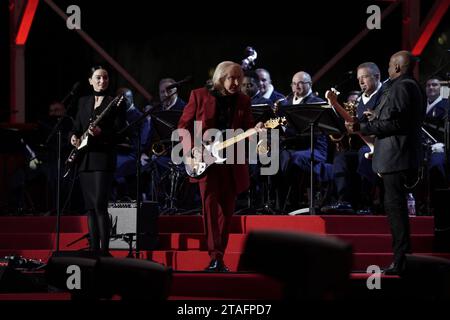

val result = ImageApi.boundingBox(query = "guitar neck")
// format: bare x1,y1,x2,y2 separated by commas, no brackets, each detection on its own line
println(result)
79,96,119,142
331,100,354,123
216,128,257,151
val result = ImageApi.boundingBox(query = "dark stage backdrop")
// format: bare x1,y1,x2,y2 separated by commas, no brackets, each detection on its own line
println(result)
8,0,450,122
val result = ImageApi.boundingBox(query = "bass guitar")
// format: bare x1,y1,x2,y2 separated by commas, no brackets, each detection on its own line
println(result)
185,117,285,179
325,88,374,159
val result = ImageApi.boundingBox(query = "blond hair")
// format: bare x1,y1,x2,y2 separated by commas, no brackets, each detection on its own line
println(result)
211,61,243,93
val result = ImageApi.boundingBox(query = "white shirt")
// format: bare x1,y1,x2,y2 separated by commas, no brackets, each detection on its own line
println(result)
361,82,382,105
164,96,178,110
262,84,274,100
426,96,443,115
293,89,313,105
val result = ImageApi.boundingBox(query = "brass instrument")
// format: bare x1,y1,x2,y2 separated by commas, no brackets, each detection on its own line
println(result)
256,138,270,155
329,99,359,152
151,141,168,156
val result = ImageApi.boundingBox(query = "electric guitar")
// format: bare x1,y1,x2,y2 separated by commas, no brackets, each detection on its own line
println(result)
185,117,285,179
325,88,374,159
64,94,124,178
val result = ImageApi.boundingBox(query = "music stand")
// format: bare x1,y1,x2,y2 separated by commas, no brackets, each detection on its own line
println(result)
150,110,183,215
251,104,275,123
283,103,344,215
249,105,279,214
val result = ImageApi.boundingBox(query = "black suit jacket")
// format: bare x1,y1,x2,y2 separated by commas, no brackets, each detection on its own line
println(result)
360,74,425,174
71,95,126,172
285,92,325,105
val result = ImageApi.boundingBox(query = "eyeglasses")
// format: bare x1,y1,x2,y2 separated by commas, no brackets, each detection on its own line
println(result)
291,81,311,86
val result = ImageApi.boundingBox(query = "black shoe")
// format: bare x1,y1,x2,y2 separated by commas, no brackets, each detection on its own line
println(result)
383,261,405,275
204,259,229,272
321,201,354,214
356,207,374,215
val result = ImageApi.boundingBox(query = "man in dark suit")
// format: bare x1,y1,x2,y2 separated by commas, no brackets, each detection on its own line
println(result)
278,71,330,212
255,68,285,103
241,71,273,106
286,71,324,105
347,51,425,275
323,62,383,215
158,78,187,111
421,76,449,213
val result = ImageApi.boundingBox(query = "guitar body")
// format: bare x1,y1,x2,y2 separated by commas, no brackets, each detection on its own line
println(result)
184,117,285,179
63,136,89,178
185,142,227,179
325,89,375,159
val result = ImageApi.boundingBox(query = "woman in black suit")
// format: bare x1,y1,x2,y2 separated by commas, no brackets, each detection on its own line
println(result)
70,66,125,254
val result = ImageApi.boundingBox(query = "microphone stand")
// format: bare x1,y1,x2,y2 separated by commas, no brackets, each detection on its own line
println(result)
46,89,77,254
117,94,177,258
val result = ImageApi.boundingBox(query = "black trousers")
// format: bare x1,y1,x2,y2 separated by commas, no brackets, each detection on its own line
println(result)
382,170,416,264
79,171,113,253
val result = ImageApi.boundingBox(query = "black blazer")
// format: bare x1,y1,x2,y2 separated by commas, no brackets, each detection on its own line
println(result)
360,74,425,174
71,95,126,172
285,92,325,105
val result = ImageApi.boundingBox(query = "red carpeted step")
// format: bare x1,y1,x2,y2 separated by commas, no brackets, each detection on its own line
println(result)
155,233,435,253
323,216,434,234
0,232,436,253
0,233,89,250
0,216,88,233
0,215,434,235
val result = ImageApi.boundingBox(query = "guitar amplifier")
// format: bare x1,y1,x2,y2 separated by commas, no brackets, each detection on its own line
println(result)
108,201,159,250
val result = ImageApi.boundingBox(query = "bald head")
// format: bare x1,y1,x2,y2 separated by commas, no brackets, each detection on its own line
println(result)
291,71,312,98
388,50,415,79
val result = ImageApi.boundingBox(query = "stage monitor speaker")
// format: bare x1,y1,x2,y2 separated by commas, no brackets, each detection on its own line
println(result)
98,257,172,300
403,254,450,299
45,253,171,300
44,254,105,299
432,189,450,252
238,230,353,299
108,201,159,250
0,261,38,293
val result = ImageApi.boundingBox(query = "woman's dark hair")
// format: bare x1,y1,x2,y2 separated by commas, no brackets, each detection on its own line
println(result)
89,65,108,77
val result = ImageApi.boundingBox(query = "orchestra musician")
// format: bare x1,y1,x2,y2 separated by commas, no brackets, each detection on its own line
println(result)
322,62,383,215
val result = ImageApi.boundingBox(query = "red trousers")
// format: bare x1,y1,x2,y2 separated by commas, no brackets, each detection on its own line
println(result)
198,165,237,261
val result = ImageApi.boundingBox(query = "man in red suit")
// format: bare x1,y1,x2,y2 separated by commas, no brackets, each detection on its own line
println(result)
178,61,263,272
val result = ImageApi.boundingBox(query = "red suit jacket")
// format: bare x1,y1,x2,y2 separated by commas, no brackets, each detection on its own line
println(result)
178,87,254,194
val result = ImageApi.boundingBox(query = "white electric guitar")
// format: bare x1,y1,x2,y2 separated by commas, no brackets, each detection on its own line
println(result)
185,117,285,178
325,88,374,159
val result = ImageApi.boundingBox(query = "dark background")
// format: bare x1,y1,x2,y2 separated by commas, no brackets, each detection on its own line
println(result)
2,0,450,123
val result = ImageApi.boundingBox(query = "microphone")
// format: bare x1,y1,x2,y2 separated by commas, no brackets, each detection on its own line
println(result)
166,76,192,90
166,76,192,91
61,81,81,105
70,81,81,94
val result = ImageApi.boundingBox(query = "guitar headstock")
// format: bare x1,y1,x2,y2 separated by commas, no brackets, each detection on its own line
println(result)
264,117,287,129
114,94,124,106
325,88,340,104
